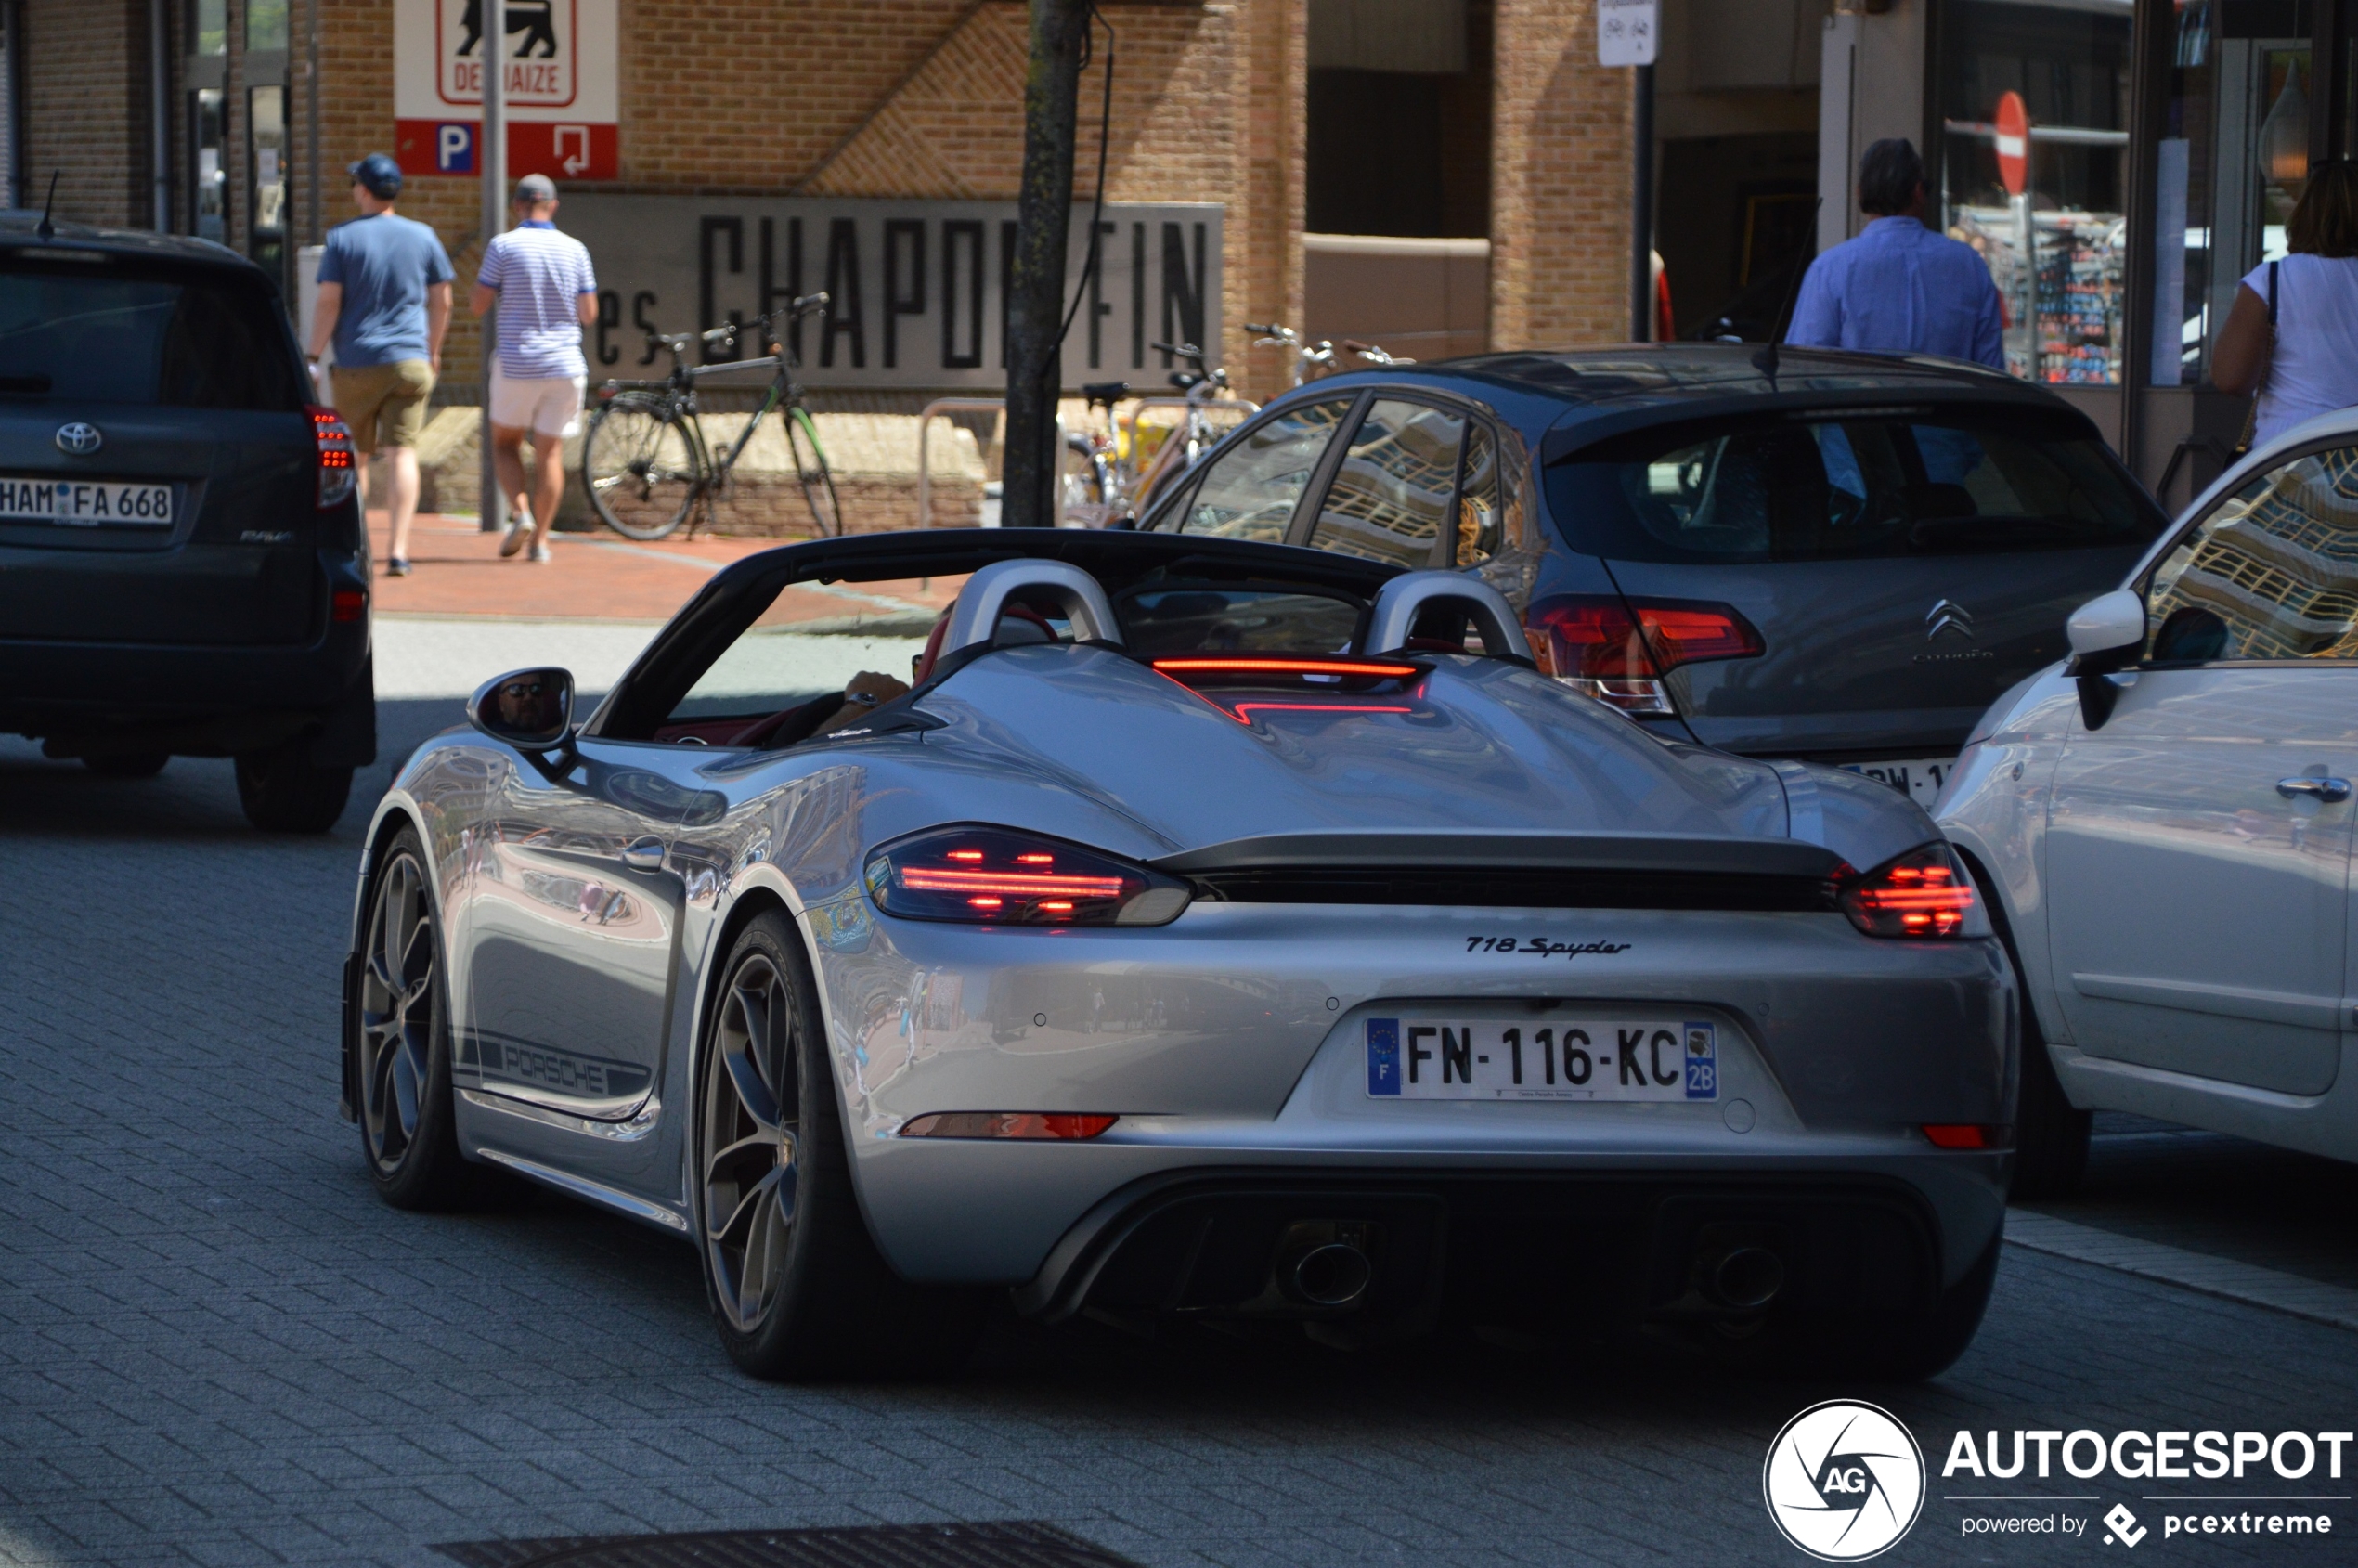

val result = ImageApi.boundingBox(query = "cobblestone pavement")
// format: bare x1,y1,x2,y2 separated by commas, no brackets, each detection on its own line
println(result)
3,646,2355,1568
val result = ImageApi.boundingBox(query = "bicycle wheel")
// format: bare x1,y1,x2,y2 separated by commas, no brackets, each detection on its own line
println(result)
583,397,701,541
784,407,843,538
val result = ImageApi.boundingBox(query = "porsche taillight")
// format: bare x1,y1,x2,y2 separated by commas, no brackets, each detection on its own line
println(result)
1524,594,1763,716
1840,843,1988,939
309,406,357,510
864,826,1191,927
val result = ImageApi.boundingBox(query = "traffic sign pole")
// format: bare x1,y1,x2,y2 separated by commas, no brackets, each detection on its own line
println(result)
479,32,505,533
1599,0,1660,343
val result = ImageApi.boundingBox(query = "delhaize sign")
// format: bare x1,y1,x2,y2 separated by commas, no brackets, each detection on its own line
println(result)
393,0,618,183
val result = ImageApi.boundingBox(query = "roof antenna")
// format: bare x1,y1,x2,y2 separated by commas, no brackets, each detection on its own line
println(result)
1751,198,1821,384
35,172,58,241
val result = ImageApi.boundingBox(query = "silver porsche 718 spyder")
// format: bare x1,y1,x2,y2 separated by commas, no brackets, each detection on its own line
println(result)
343,529,2014,1380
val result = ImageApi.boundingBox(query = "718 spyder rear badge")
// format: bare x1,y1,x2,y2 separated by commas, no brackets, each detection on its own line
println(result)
1465,935,1632,957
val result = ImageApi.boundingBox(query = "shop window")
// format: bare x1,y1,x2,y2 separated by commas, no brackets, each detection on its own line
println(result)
249,86,286,278
191,87,225,242
192,0,226,57
2152,1,2314,387
1936,0,2134,385
245,0,288,52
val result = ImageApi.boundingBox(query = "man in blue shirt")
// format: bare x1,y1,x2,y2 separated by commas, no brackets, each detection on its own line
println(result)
1785,138,2004,371
305,154,454,577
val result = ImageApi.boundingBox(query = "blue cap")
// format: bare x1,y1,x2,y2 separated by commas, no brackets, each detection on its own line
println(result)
347,153,402,200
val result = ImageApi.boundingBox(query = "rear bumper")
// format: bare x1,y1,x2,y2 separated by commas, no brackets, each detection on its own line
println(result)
0,613,371,758
1013,1166,1994,1347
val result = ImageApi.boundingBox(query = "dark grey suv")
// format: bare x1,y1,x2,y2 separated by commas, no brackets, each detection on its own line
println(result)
0,216,372,831
1140,345,2165,804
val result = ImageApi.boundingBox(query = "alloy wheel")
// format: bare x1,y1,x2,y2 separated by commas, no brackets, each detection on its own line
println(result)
702,952,801,1332
358,851,437,1173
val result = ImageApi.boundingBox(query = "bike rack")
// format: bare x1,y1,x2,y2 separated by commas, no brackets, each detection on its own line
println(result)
915,398,1006,530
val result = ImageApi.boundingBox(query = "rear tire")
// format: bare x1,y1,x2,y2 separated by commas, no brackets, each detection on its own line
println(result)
235,745,353,833
84,751,168,779
351,828,477,1210
584,395,701,540
785,408,843,538
696,911,987,1380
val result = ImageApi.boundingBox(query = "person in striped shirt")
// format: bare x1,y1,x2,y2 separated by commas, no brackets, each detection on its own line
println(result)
471,174,598,564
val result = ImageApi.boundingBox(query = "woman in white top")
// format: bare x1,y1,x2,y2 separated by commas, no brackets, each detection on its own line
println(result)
2215,162,2358,446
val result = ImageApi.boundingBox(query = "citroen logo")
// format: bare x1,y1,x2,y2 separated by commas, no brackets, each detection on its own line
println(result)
1925,599,1975,641
54,421,102,456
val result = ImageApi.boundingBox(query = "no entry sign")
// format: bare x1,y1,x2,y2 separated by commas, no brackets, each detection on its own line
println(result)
1995,90,2029,197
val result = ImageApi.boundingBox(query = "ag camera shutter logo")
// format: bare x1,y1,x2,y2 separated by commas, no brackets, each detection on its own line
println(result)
1763,1400,1926,1561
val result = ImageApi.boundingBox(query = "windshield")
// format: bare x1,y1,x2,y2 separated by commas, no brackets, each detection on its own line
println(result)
1545,406,2164,564
0,259,308,409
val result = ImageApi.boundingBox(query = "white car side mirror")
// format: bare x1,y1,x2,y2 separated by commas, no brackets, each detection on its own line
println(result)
2066,590,2144,732
2066,590,2144,658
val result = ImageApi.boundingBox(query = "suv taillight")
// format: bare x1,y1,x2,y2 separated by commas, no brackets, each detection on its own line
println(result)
309,406,356,510
1524,594,1763,715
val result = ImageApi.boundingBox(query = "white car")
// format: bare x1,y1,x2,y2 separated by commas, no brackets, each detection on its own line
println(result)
1939,409,2358,1196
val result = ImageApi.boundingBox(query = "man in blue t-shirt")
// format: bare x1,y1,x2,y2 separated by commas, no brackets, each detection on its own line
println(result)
305,153,454,577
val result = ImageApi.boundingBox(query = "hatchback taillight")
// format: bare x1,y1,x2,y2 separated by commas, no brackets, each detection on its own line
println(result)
1524,594,1763,715
864,825,1191,927
1840,843,1988,939
309,406,356,510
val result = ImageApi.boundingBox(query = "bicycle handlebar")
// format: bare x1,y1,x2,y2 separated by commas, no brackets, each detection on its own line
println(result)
1150,340,1207,368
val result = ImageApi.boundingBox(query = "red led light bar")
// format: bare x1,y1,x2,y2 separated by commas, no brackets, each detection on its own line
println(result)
1152,657,1421,679
1229,702,1415,725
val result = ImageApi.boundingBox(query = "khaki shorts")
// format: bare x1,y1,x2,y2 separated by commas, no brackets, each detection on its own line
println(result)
332,359,435,452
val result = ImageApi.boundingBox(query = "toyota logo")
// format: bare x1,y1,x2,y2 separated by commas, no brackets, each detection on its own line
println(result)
54,422,102,456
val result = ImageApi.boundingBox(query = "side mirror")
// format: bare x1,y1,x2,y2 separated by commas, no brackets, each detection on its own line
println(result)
2066,590,2145,664
2064,591,2144,731
470,667,576,751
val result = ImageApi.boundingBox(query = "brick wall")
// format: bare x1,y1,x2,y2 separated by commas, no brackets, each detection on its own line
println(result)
1490,0,1633,350
27,1,1639,392
22,0,154,228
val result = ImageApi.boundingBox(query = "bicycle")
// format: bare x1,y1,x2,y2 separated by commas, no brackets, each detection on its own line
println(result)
1126,340,1243,518
579,292,838,542
1246,321,1335,387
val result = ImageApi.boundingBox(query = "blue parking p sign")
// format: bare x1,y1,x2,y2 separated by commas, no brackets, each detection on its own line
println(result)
434,123,475,175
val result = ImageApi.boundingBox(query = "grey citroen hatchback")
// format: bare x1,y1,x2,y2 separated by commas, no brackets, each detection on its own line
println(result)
1140,344,2166,807
0,216,372,831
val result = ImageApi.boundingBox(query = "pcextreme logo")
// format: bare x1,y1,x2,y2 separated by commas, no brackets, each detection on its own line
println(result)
1763,1400,1927,1561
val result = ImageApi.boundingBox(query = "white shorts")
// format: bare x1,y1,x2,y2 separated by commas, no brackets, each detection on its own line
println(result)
488,367,587,439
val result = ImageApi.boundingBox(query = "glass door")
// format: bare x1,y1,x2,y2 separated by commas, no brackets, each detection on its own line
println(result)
1936,0,2136,385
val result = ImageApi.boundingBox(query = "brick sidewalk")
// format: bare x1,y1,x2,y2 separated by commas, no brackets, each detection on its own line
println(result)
369,513,953,629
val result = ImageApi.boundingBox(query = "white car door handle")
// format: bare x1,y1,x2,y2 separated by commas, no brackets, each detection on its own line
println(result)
2276,777,2352,803
620,836,667,871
